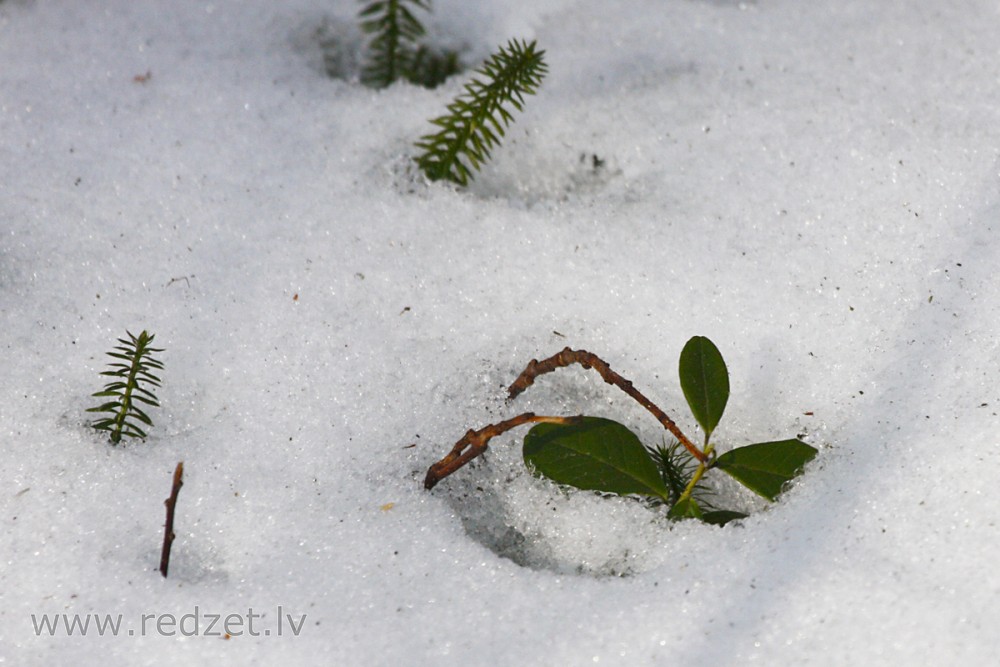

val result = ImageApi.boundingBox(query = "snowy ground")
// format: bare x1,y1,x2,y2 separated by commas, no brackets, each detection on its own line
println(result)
3,0,1000,664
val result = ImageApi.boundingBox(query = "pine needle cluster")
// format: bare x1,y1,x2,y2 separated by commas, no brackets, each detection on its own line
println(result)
414,38,547,186
87,330,163,444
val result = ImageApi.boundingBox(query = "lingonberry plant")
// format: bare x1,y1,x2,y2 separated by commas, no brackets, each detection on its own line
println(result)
425,337,817,525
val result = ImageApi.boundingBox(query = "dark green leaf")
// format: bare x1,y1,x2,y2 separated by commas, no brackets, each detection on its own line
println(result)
701,510,749,526
678,336,729,440
668,497,703,520
86,402,121,413
714,439,818,501
91,388,124,397
134,389,159,402
523,417,669,500
122,424,147,438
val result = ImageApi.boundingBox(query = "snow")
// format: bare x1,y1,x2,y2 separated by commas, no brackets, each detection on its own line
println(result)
3,0,1000,664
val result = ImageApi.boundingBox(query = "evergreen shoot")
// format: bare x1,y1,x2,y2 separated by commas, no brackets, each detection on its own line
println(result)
409,43,461,89
647,440,710,508
87,330,164,444
414,38,548,186
358,0,430,89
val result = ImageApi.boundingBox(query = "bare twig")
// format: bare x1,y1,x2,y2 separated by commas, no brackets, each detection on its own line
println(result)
507,347,706,462
424,413,581,489
159,461,184,577
424,347,706,491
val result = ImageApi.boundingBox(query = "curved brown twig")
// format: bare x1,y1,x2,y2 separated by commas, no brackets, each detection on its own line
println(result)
507,347,706,462
424,413,581,489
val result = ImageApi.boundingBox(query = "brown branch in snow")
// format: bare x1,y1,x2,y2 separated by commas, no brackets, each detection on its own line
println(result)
159,461,184,578
507,347,706,462
424,413,582,489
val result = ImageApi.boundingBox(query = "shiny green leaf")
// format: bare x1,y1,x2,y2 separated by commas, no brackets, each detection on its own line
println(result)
678,336,729,439
523,417,669,500
714,439,818,501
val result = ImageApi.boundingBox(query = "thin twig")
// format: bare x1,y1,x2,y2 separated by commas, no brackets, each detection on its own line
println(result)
507,347,706,462
424,413,581,489
159,461,184,577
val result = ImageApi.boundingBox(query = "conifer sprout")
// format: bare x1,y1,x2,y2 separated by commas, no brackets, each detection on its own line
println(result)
415,38,548,186
358,0,430,88
87,330,164,444
357,0,459,89
647,440,712,509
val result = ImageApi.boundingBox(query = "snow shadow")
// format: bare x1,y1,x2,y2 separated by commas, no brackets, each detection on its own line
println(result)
685,173,1000,662
441,465,673,578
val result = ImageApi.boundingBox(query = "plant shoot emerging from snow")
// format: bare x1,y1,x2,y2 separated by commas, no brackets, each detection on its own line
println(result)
415,39,547,185
87,330,164,444
358,0,460,89
425,337,817,525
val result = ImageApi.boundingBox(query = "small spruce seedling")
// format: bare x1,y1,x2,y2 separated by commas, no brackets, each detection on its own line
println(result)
425,337,817,525
87,330,164,444
358,0,460,89
415,38,547,185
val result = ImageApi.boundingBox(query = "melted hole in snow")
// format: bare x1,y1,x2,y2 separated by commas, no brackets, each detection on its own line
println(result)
442,457,676,578
290,16,363,81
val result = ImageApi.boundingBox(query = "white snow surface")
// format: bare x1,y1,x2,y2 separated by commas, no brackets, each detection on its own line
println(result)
3,0,1000,664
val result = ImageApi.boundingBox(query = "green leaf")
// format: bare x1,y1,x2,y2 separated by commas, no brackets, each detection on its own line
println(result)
523,417,669,500
714,439,818,501
701,510,749,526
136,374,162,387
122,424,147,439
86,402,121,413
129,406,153,426
678,336,729,440
668,497,703,520
91,388,124,398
